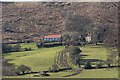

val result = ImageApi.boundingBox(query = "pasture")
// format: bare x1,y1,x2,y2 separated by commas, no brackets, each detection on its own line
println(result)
4,43,118,78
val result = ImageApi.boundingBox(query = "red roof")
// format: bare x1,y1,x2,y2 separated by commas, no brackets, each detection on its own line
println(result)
44,34,61,38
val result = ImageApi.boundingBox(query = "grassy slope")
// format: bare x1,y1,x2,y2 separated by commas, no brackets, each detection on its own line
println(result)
70,68,118,78
70,44,118,78
5,43,64,71
4,43,118,78
81,44,107,60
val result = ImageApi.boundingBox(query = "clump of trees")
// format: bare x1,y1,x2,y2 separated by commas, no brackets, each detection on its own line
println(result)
2,44,21,53
36,42,62,48
63,15,93,46
16,64,31,75
3,58,32,76
2,43,32,53
62,32,86,46
104,26,118,67
68,46,82,67
36,43,44,48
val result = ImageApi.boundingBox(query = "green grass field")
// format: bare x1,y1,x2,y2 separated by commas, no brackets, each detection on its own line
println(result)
81,45,107,60
70,68,118,78
4,43,118,78
5,43,64,71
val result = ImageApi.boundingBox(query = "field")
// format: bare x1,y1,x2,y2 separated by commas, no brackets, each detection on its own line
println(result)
4,43,118,78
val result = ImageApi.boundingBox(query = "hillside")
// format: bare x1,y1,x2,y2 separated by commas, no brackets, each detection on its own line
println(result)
2,2,118,42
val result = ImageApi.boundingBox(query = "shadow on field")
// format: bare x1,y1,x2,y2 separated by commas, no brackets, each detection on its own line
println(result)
82,59,102,62
80,54,88,58
80,58,102,65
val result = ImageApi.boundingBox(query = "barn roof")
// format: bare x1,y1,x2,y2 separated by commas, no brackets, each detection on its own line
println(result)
44,34,61,38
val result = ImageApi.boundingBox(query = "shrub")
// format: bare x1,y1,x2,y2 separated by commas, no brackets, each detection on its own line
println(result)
84,61,92,69
36,43,44,48
24,48,32,51
69,46,82,55
2,44,13,53
16,65,31,75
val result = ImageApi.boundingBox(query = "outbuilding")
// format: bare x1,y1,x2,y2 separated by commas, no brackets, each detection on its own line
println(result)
43,34,62,42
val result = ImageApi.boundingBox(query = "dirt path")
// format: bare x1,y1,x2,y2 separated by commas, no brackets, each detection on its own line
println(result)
57,51,71,68
63,68,83,77
53,49,83,77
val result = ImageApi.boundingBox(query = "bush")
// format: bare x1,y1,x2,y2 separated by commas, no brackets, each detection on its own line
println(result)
16,65,31,75
68,46,82,66
84,61,92,69
24,48,32,51
69,46,82,55
2,44,13,53
36,43,44,48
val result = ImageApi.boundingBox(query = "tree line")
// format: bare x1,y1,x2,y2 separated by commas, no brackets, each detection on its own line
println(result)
2,43,32,53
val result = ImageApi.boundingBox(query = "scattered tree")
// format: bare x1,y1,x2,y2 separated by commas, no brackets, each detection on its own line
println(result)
36,43,44,48
62,32,82,46
24,47,32,51
16,65,31,75
84,61,92,69
69,46,82,66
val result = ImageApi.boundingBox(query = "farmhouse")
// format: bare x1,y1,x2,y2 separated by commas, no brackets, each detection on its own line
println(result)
43,34,62,42
85,36,91,43
85,34,92,43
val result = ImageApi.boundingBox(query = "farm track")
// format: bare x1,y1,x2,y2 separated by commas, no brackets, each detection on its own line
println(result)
63,68,83,77
59,51,71,68
53,49,83,77
55,51,71,68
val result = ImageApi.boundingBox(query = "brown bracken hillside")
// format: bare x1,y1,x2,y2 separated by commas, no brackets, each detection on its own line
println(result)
2,2,118,42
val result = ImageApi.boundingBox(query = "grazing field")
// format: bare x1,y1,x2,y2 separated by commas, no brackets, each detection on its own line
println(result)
4,43,118,78
70,68,118,78
5,43,64,71
80,45,107,66
81,45,107,60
